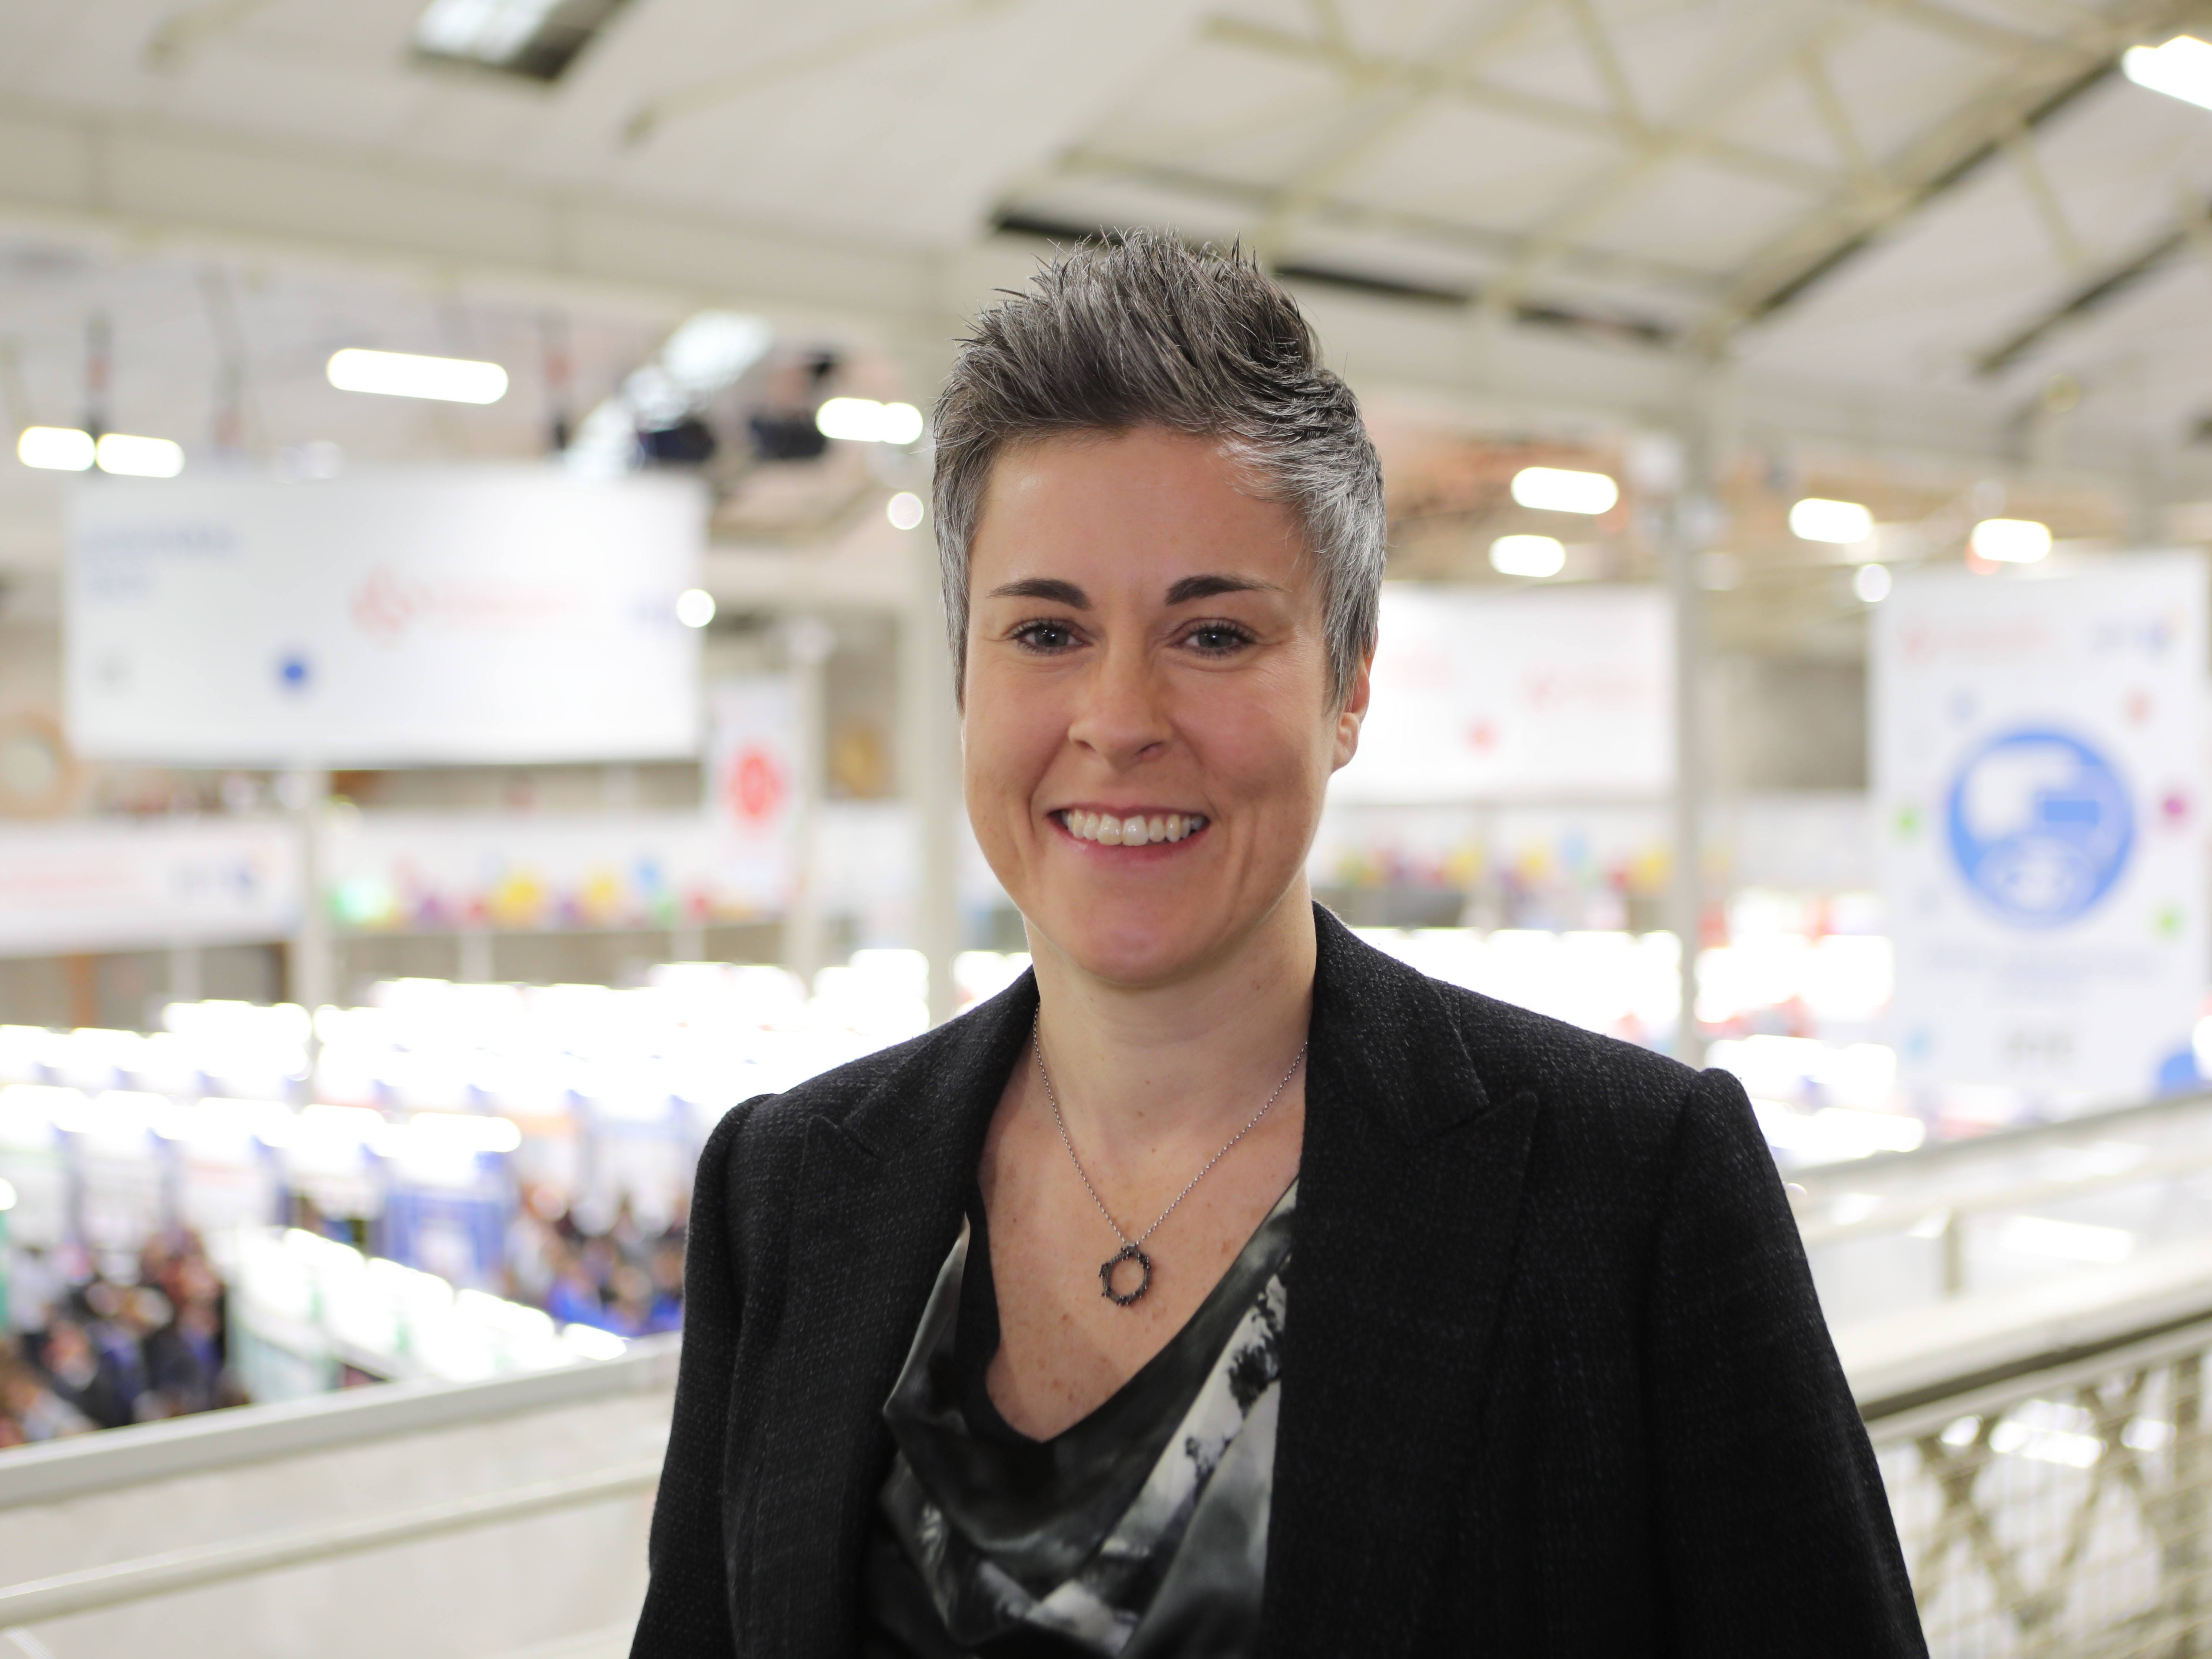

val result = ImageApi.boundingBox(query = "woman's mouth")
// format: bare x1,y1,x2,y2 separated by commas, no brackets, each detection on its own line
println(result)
1053,809,1209,847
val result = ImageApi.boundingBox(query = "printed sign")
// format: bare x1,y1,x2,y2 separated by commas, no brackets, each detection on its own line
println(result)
0,817,302,958
706,676,800,914
67,469,706,765
1875,555,2206,1104
1331,584,1673,803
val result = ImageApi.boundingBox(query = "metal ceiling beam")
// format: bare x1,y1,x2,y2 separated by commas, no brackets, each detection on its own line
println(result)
143,0,286,71
1973,197,2210,376
1200,15,1844,196
1245,0,1556,263
1710,0,2208,336
1044,147,1724,295
621,0,1021,147
1474,4,1859,328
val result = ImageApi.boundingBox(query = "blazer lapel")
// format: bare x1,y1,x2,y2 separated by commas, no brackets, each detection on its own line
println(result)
1261,908,1541,1656
741,974,1039,1657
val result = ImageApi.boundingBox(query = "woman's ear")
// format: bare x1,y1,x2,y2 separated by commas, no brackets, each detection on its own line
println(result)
1331,646,1374,772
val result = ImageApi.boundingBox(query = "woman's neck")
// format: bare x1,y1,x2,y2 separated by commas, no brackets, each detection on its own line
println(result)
1025,883,1317,1164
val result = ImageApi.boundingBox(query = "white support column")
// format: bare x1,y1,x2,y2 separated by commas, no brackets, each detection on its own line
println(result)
902,539,962,1027
282,767,334,1013
782,615,838,994
1666,393,1721,1069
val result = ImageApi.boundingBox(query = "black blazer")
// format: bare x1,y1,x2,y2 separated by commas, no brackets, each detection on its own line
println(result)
633,907,1924,1656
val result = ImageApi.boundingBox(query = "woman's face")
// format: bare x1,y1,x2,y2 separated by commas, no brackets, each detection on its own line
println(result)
963,427,1369,989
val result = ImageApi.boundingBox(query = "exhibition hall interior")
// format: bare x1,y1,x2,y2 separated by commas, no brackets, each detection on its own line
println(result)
10,0,2212,1651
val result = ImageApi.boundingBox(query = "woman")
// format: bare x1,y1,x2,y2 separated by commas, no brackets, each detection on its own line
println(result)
633,233,1922,1657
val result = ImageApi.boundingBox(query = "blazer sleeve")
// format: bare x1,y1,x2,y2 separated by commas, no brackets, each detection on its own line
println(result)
631,1097,763,1658
1644,1067,1927,1657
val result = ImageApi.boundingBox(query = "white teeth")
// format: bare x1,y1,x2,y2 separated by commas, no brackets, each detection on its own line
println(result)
1061,810,1205,844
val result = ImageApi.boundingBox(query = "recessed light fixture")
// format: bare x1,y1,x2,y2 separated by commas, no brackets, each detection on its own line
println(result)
1853,563,1892,604
328,348,508,405
413,0,633,83
1969,518,2052,564
815,399,925,445
675,589,716,629
1790,497,1874,545
1509,466,1618,515
886,491,925,530
1490,534,1566,578
17,427,185,476
96,434,186,478
2123,35,2212,112
17,426,94,471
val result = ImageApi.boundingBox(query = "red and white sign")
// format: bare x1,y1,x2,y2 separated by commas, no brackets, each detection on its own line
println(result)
1331,585,1674,803
706,676,799,913
67,469,706,766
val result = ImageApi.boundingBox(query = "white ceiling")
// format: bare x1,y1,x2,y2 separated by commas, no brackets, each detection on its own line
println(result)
5,0,2212,573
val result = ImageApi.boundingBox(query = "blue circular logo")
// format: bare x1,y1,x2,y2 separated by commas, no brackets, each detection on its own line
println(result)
1946,728,2133,927
276,652,312,694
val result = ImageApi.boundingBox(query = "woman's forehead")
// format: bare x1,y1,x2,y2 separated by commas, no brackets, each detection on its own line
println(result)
972,431,1311,595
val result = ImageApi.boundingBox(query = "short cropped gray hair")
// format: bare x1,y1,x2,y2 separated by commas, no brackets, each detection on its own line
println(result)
931,231,1386,707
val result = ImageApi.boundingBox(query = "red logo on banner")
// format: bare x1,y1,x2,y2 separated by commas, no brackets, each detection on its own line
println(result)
726,744,788,824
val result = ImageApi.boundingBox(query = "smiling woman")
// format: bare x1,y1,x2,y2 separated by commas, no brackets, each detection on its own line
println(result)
631,234,1924,1659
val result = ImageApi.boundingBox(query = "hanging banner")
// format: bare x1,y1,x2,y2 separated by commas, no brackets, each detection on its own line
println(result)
705,676,799,914
1875,554,2206,1106
0,817,302,958
1331,584,1673,803
67,469,705,766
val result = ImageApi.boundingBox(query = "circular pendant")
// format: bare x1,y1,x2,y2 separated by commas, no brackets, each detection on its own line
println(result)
1098,1243,1154,1307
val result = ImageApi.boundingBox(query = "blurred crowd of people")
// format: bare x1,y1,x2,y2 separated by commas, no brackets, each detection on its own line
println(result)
0,1231,239,1449
504,1187,687,1340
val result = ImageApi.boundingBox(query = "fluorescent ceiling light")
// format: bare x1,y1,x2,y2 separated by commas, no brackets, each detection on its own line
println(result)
1852,563,1892,604
886,491,925,530
1969,518,2052,564
2123,35,2212,112
1490,534,1566,578
815,398,925,445
17,426,94,471
1790,497,1874,545
328,348,508,405
1510,466,1618,515
413,0,630,81
96,433,185,478
675,588,716,629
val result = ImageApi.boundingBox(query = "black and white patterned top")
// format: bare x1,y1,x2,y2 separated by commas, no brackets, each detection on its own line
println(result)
861,1182,1295,1659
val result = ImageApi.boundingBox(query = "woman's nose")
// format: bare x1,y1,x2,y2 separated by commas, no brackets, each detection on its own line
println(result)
1066,646,1171,768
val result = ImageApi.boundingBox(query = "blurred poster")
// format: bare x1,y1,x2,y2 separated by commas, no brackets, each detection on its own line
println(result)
706,676,798,912
1876,554,2206,1103
67,469,706,765
1331,584,1672,802
0,817,301,957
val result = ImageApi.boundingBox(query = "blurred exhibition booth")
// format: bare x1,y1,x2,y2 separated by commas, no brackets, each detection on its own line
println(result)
11,0,2212,1654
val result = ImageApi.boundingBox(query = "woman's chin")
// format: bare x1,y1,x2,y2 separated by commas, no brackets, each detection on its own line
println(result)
1032,903,1228,989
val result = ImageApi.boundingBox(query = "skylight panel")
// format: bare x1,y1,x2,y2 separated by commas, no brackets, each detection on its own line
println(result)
413,0,632,83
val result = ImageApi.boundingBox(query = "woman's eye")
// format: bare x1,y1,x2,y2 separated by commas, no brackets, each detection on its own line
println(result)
1184,623,1254,655
1011,620,1078,652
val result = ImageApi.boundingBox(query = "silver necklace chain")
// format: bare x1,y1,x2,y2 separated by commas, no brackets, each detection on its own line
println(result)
1031,1013,1308,1254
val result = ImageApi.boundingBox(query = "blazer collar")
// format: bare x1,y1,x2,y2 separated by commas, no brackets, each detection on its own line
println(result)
1263,906,1539,1656
740,971,1036,1654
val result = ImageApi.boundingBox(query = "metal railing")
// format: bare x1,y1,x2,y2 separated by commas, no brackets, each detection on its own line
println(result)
1871,1317,2212,1657
0,1335,677,1655
0,1460,659,1630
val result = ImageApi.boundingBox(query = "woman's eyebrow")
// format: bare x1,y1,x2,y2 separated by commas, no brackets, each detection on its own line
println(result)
986,577,1090,605
1165,573,1281,604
